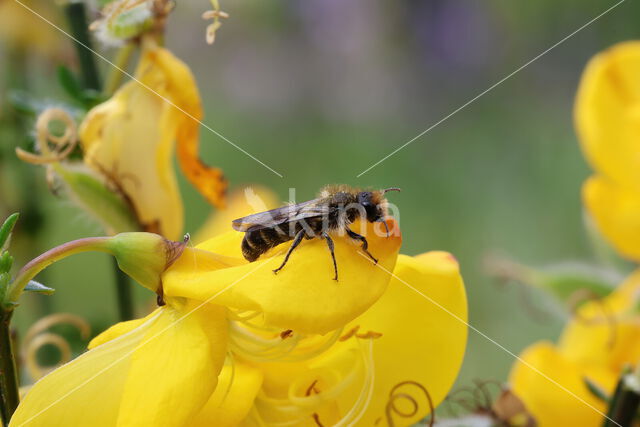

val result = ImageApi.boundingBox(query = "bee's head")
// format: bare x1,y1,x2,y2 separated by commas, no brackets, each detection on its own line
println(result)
357,191,384,222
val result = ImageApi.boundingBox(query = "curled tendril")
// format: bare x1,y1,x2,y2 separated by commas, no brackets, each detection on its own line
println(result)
16,108,78,165
385,381,434,427
21,313,91,381
567,288,617,349
203,0,229,44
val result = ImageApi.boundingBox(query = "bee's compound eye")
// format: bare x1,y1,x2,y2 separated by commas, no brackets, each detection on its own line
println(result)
357,191,373,205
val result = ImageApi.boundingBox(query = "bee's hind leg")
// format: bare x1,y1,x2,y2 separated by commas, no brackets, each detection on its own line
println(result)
321,232,339,281
346,228,378,264
273,230,305,274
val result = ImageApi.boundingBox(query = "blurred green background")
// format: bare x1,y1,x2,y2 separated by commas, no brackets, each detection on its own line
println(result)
1,0,638,395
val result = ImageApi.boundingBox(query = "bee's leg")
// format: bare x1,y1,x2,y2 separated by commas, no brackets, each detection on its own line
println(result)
345,228,378,264
273,230,305,274
321,232,338,281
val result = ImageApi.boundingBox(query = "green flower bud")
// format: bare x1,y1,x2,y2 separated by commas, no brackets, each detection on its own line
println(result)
105,232,186,293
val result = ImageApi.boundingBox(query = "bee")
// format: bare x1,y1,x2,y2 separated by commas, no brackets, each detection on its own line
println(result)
232,185,400,280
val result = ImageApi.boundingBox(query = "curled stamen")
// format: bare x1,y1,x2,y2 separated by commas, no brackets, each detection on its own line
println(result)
385,381,435,427
16,108,78,165
21,313,91,381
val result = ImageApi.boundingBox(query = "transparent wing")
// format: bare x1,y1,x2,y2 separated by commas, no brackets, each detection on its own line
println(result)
232,198,332,232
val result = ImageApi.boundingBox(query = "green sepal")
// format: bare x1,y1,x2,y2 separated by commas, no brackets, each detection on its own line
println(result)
23,280,55,295
0,213,19,251
97,1,154,42
584,376,609,402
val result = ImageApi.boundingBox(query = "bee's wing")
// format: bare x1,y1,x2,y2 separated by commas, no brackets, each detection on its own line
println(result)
232,198,332,232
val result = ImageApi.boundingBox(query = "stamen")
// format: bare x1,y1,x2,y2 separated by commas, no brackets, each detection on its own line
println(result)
16,108,78,165
339,326,360,341
385,381,434,427
22,313,91,380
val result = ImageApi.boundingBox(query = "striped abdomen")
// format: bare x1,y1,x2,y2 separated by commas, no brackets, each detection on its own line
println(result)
241,227,295,262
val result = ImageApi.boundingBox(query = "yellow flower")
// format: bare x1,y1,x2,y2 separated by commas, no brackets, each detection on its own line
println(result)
575,41,640,259
79,39,227,240
238,252,468,427
509,269,640,427
10,214,407,424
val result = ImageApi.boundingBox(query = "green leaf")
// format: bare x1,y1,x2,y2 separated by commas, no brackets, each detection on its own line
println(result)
584,376,609,402
0,213,19,251
0,253,13,274
535,262,620,304
52,163,140,234
57,65,85,102
23,280,55,295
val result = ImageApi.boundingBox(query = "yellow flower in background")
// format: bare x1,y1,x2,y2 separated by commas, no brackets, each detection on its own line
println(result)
509,269,640,427
79,39,227,240
575,41,640,260
193,186,280,244
0,0,65,58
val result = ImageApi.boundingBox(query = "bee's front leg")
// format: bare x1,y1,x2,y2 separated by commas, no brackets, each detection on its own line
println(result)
321,232,338,281
345,228,378,264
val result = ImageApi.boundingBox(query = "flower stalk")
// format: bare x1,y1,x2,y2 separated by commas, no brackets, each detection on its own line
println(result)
63,0,101,91
603,367,640,427
0,310,19,426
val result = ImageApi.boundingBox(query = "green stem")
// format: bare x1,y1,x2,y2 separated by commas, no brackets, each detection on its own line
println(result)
64,1,101,91
112,258,134,321
603,370,640,427
103,43,135,97
5,237,109,308
0,311,19,426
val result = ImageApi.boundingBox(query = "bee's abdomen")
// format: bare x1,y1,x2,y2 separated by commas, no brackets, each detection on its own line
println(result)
241,227,294,262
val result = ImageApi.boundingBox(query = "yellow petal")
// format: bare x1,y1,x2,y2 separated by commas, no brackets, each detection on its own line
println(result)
164,219,402,334
191,360,263,427
559,268,640,372
88,308,162,349
79,44,199,239
194,186,281,244
509,342,616,427
339,252,467,426
11,302,228,426
575,41,640,190
583,175,640,260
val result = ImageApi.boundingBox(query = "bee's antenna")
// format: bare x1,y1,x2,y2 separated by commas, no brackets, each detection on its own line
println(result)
382,187,401,194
